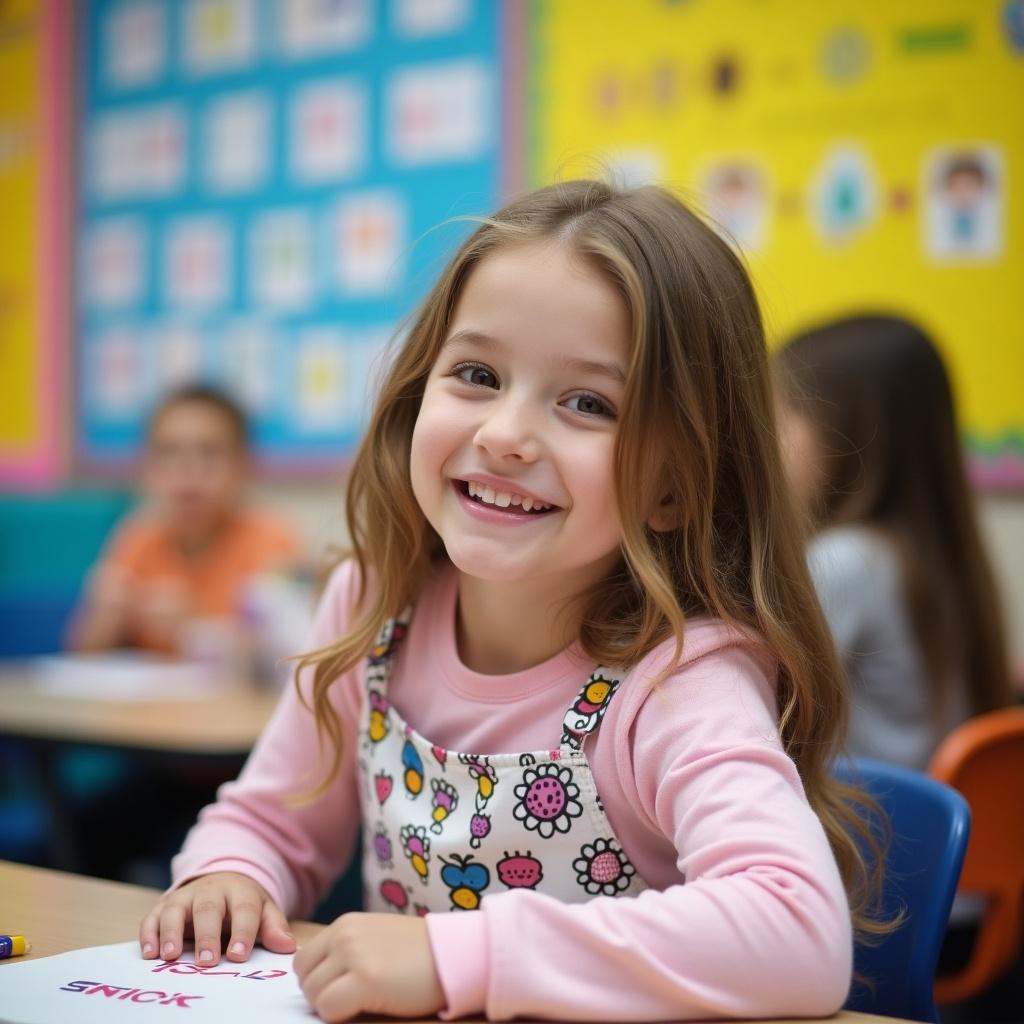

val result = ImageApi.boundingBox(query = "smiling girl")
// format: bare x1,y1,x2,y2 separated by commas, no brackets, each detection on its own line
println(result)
141,181,871,1022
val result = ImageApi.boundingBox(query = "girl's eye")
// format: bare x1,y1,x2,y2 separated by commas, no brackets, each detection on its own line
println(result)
454,364,498,388
564,393,615,418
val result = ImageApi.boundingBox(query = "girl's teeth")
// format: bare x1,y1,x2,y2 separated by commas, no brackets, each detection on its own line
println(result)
464,481,553,513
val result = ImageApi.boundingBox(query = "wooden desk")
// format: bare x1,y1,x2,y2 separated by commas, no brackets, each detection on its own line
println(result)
0,664,280,755
0,862,918,1024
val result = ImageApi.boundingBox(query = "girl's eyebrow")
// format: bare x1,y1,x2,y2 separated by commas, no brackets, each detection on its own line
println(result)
442,328,626,386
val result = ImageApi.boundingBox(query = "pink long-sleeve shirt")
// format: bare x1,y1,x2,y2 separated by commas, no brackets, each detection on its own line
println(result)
172,560,852,1020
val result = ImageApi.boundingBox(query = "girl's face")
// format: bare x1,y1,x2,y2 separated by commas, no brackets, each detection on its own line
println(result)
410,240,630,592
774,394,826,516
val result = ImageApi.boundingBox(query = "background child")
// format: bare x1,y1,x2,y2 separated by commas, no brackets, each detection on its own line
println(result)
774,314,1012,771
70,383,302,658
140,181,872,1022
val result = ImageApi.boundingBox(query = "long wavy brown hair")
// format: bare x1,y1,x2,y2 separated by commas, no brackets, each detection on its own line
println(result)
298,180,886,942
775,314,1012,725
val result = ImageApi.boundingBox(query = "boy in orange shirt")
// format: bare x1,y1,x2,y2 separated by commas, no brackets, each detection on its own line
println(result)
72,384,301,656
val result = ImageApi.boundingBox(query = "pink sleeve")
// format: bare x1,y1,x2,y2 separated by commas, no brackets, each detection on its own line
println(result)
170,562,365,917
426,646,852,1021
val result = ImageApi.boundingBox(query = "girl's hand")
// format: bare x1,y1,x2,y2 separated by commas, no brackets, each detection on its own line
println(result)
294,913,445,1022
139,871,296,966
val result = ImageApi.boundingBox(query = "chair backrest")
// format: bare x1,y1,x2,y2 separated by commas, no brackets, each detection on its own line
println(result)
835,757,970,1023
928,707,1024,1004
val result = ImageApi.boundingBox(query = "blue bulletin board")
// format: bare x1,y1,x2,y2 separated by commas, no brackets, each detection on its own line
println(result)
76,0,505,471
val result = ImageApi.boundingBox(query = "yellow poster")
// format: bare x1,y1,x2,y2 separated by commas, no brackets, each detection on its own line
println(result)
0,0,62,485
530,0,1024,480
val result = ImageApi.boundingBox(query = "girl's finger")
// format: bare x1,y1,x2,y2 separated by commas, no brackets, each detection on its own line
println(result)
292,926,328,979
309,971,361,1024
139,907,162,959
190,892,227,967
257,900,296,955
224,892,263,961
157,901,189,962
300,957,350,1018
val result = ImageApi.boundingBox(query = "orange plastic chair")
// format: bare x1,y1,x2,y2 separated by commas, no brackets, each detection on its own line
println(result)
928,706,1024,1004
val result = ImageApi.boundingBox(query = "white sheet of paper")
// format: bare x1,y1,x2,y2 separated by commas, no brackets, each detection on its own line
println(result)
0,942,314,1023
31,656,216,701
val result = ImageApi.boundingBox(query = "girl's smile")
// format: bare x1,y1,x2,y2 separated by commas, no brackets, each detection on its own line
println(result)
409,239,630,593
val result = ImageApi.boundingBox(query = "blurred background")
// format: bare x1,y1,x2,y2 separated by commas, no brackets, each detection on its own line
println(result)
2,0,1022,649
2,0,1022,657
0,0,1022,977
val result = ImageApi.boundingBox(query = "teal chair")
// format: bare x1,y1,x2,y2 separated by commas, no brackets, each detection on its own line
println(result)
836,757,971,1023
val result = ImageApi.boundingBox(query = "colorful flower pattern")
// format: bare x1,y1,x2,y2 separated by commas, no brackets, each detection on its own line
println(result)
512,763,584,838
358,612,646,914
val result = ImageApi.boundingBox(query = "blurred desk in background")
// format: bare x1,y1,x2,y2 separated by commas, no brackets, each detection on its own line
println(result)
0,657,281,875
0,658,280,754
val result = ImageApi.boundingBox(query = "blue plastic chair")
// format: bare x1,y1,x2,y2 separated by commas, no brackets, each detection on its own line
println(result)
835,757,971,1023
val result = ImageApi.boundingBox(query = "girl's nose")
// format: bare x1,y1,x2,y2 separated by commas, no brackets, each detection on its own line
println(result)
472,398,541,462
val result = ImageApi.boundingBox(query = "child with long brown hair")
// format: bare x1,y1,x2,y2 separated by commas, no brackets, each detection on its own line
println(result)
774,314,1011,771
141,181,871,1021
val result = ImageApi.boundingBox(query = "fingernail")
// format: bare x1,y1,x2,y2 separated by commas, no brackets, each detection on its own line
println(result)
199,948,214,964
162,942,175,958
230,942,245,956
142,943,153,957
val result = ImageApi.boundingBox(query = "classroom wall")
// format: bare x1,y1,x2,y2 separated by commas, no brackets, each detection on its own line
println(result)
251,482,1024,666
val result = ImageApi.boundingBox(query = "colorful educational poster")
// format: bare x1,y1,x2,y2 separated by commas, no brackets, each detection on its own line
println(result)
0,0,67,487
530,0,1024,487
77,0,503,470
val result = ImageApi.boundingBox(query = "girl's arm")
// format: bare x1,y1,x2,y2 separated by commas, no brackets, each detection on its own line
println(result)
170,561,365,918
425,645,852,1021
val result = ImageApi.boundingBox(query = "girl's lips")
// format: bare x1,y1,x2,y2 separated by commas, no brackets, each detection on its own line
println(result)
452,481,558,526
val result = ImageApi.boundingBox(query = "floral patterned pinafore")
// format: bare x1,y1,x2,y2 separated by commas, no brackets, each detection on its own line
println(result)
356,611,648,915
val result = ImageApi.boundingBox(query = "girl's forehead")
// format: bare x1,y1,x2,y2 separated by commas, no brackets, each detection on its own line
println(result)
450,241,630,356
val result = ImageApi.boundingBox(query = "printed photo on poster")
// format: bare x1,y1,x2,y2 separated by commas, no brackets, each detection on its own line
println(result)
699,160,769,252
289,79,366,184
164,217,231,310
810,145,877,245
333,191,406,295
294,329,347,434
249,208,315,310
204,90,270,194
279,0,371,58
105,0,167,88
386,59,490,166
923,146,1003,262
82,218,146,309
184,0,258,76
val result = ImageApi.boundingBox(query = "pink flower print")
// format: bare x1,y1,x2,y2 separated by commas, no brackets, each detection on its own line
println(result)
379,879,409,912
497,851,544,890
573,838,636,896
372,825,393,868
468,813,491,849
400,824,431,884
432,744,447,770
430,778,458,834
513,763,583,838
374,771,393,805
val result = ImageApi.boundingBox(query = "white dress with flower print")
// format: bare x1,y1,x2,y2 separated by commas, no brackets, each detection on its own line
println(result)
357,611,648,915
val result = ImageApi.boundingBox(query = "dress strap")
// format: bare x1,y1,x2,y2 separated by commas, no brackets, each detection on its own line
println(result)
365,607,413,695
560,667,624,752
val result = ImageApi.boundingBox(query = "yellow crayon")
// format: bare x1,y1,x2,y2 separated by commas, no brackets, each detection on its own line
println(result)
0,935,30,959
